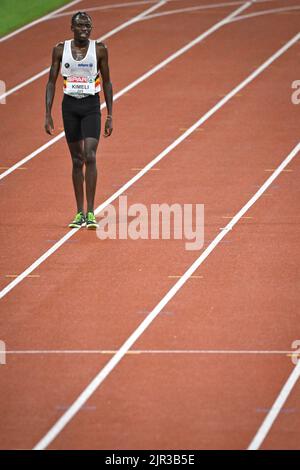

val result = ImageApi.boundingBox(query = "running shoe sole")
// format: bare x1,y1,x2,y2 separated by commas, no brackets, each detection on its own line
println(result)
68,221,86,228
86,223,98,230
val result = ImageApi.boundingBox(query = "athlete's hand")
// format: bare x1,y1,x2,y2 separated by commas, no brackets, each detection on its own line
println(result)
45,115,54,135
104,116,113,138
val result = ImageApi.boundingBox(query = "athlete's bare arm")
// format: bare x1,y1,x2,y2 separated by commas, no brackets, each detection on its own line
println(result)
45,43,63,135
97,42,113,138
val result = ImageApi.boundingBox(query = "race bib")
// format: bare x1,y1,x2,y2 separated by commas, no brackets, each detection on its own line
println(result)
64,76,96,95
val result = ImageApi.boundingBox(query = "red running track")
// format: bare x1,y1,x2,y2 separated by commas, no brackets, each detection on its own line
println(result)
0,0,299,450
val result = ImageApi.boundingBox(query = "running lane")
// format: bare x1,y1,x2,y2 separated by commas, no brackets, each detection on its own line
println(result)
1,7,298,448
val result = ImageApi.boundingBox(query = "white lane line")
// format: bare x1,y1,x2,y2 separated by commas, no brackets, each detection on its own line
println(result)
5,349,298,355
0,1,250,181
52,0,283,19
0,0,280,44
52,0,167,18
141,2,300,22
57,1,244,20
33,141,300,450
248,360,300,450
0,0,165,103
0,133,66,181
0,0,82,43
253,0,288,3
139,1,245,21
1,27,298,302
0,67,50,102
232,5,300,22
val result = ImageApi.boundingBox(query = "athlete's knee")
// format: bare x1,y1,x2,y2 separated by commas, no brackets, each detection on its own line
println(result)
85,149,96,166
72,154,84,170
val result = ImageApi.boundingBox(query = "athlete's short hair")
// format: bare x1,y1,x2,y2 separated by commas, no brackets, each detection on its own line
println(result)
71,11,92,25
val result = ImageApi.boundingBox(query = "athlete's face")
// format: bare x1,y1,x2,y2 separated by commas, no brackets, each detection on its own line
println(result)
72,18,92,40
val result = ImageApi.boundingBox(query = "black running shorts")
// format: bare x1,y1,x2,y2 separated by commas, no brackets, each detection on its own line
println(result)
62,93,101,143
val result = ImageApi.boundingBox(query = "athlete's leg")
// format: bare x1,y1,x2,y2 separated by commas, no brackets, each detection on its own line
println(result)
67,140,85,213
84,137,99,213
62,95,85,214
81,95,101,214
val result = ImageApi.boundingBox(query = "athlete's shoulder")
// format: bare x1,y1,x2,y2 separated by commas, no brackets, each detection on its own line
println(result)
96,41,107,49
53,41,64,52
54,41,65,50
52,42,64,60
96,41,108,53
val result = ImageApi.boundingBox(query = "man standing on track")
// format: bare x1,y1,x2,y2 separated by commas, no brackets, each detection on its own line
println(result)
45,11,113,229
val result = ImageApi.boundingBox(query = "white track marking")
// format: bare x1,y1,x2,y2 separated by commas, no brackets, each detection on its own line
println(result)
56,1,245,19
139,1,246,21
0,2,250,181
253,0,287,3
231,5,300,22
1,27,299,301
19,0,281,21
0,68,54,103
33,141,300,450
0,0,283,44
0,133,66,181
141,2,300,22
0,0,82,43
248,360,300,449
0,0,165,104
52,0,169,18
5,349,298,355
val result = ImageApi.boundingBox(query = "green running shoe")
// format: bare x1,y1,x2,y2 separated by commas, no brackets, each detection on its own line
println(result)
68,212,86,228
86,211,99,230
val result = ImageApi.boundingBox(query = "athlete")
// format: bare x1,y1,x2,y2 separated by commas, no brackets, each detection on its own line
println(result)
45,11,113,229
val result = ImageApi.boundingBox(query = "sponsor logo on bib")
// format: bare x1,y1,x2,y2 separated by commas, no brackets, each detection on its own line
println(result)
69,76,89,83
